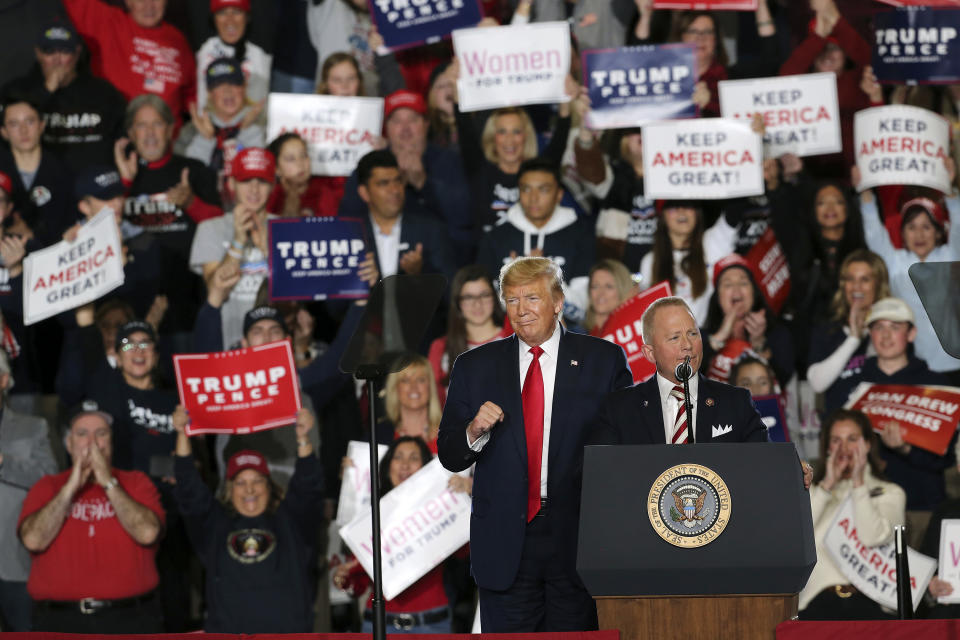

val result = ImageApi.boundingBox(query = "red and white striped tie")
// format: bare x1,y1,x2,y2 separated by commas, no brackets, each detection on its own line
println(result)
670,385,690,444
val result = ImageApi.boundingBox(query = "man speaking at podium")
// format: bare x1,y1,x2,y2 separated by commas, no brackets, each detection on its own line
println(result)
438,257,632,633
594,296,767,445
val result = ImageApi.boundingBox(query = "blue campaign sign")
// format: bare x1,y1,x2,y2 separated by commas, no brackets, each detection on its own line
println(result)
752,394,789,443
370,0,483,51
269,218,369,301
584,44,696,130
873,7,960,84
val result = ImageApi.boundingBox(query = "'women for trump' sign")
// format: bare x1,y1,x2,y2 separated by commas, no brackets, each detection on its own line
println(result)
453,22,570,112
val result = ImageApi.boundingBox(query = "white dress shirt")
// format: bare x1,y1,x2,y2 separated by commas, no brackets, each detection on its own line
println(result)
656,372,699,444
468,322,562,498
370,213,402,277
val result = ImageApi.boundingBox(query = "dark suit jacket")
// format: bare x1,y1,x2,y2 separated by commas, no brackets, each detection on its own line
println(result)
437,329,632,591
360,211,457,282
592,374,768,445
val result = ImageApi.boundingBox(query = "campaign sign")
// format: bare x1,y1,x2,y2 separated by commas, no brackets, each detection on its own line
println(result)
336,441,389,527
745,227,790,314
269,218,368,301
369,0,483,51
654,0,756,8
598,281,672,383
854,105,951,193
753,394,789,442
718,72,841,157
642,118,764,199
339,459,470,599
24,208,124,325
873,8,960,84
267,94,383,177
937,519,960,604
825,496,936,611
174,341,302,436
845,383,960,456
705,338,751,384
453,22,570,112
584,45,696,130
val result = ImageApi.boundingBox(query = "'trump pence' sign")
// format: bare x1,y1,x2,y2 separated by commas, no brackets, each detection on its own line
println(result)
267,94,383,177
718,72,841,157
854,105,951,193
24,208,124,325
174,341,302,435
642,118,764,199
584,45,696,130
453,22,570,112
370,0,483,51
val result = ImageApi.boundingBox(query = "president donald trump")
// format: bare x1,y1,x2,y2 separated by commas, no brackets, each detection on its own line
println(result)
438,257,632,632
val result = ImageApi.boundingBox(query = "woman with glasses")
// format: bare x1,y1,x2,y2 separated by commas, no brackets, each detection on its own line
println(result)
632,2,781,117
428,265,508,406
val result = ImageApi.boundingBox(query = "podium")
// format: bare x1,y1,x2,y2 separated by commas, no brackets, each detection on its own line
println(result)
578,443,815,640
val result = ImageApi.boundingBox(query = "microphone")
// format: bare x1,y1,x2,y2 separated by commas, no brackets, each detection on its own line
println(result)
675,356,692,382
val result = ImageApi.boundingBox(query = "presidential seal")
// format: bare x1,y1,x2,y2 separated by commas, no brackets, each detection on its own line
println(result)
647,463,731,548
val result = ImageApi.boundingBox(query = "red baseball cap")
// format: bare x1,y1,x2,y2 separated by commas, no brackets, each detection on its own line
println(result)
384,89,427,121
712,253,757,288
226,450,270,479
211,0,250,12
231,147,275,182
0,171,12,197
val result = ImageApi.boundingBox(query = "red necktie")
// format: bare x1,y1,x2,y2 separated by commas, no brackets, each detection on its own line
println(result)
522,346,545,522
670,385,690,444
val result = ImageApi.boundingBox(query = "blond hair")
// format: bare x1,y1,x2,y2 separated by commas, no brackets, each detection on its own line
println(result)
384,356,442,442
499,257,564,304
585,259,636,332
640,296,695,344
481,108,538,166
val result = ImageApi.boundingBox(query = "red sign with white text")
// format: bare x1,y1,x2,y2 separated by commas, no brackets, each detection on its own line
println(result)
746,227,790,314
598,281,672,383
845,383,960,456
174,341,302,435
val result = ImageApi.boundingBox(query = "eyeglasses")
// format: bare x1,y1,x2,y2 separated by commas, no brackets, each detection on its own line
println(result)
459,292,494,305
683,28,715,38
120,340,154,352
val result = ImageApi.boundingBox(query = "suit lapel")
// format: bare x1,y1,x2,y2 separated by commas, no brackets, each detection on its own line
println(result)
361,216,382,275
498,335,526,464
547,330,578,472
695,375,712,443
639,376,668,444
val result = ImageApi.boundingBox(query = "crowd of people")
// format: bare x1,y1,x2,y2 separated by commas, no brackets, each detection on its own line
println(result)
0,0,958,633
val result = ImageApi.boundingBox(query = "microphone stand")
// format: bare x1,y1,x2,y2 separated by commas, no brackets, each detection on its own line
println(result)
677,356,694,444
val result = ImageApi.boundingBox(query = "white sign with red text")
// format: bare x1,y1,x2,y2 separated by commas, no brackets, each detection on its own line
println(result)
854,105,952,193
824,495,936,611
339,459,470,599
719,72,841,158
453,22,571,112
267,94,383,177
336,441,390,527
937,519,960,603
24,208,124,325
642,118,764,199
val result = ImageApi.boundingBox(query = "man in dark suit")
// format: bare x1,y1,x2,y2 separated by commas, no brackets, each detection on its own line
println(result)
355,149,456,281
594,296,768,445
438,257,632,632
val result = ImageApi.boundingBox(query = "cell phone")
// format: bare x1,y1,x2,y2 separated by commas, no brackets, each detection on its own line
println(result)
149,455,175,478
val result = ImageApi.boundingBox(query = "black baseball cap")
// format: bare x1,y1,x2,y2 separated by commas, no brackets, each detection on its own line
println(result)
206,57,245,89
243,306,286,336
75,166,125,200
115,320,157,351
38,23,80,53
